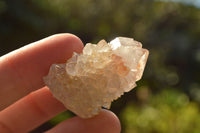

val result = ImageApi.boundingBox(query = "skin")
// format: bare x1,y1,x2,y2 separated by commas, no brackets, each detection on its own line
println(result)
0,34,121,133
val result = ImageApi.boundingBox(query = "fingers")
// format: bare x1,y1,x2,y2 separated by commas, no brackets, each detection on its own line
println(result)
0,33,84,110
46,110,121,133
0,87,66,133
0,87,121,133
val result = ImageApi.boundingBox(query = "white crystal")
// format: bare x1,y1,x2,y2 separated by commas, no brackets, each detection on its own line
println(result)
44,37,149,118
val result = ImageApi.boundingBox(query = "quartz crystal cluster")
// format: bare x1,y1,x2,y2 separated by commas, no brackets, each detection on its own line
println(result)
44,37,149,118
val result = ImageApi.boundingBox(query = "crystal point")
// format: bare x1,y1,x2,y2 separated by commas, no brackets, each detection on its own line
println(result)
44,37,149,118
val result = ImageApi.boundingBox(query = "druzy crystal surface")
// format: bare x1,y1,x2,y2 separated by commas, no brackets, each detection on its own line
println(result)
44,37,149,118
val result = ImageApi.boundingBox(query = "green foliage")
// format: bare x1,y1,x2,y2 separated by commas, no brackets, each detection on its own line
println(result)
121,89,200,133
48,111,74,126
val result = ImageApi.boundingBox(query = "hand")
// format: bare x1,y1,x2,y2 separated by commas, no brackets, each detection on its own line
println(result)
0,34,121,133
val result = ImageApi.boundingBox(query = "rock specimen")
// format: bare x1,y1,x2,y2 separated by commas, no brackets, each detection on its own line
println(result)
44,37,149,118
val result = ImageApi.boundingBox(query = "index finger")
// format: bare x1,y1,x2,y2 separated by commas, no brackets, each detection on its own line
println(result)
0,34,84,110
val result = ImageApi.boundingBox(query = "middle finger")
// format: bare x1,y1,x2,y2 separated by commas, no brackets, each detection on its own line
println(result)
0,87,66,133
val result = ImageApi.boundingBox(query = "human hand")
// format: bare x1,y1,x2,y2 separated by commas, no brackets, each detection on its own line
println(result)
0,34,121,133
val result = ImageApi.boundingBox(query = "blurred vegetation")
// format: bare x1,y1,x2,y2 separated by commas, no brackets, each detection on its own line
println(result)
122,89,200,133
0,0,200,132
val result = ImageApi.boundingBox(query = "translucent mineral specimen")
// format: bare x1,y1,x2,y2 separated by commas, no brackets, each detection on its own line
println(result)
44,37,149,118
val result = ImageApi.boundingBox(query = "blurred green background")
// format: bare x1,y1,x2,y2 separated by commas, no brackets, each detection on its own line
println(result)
1,0,200,132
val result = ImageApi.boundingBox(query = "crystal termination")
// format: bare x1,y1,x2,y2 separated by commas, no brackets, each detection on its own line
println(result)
44,37,149,118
